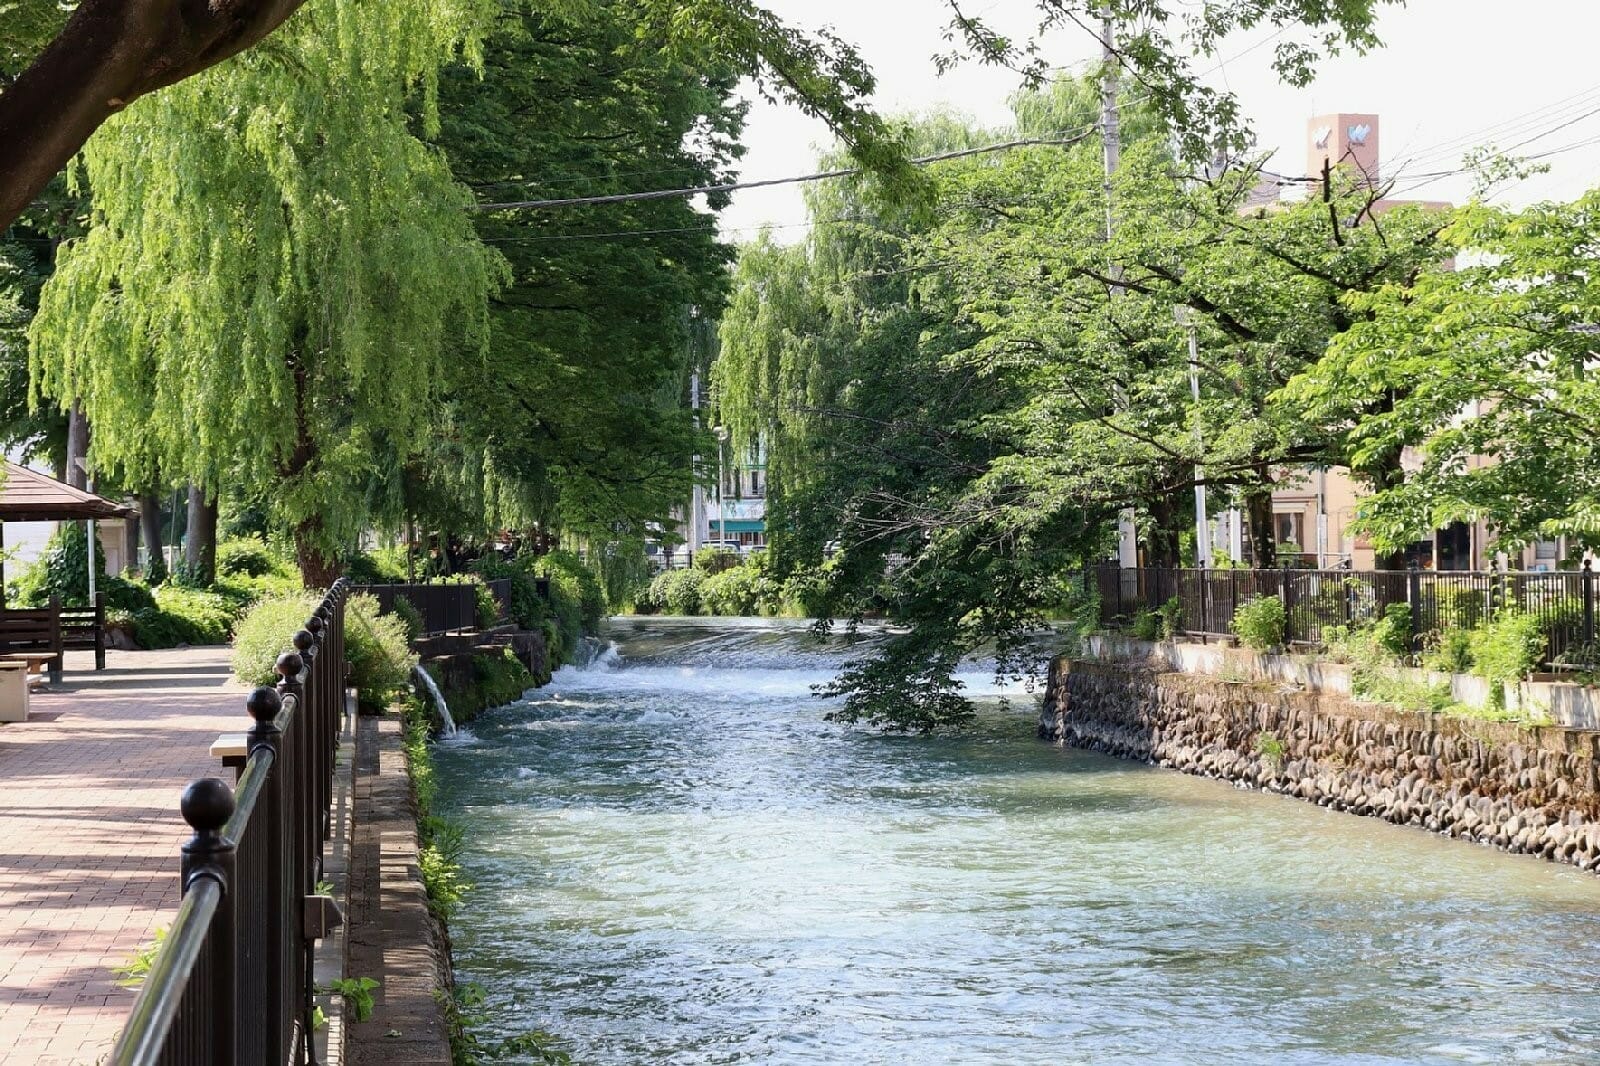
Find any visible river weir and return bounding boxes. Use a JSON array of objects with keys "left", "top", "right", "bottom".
[{"left": 432, "top": 618, "right": 1600, "bottom": 1063}]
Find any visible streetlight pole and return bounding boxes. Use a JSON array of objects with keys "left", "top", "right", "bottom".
[
  {"left": 714, "top": 426, "right": 729, "bottom": 551},
  {"left": 1176, "top": 307, "right": 1210, "bottom": 569}
]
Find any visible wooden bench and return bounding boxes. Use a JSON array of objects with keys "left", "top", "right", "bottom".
[
  {"left": 0, "top": 594, "right": 108, "bottom": 682},
  {"left": 0, "top": 602, "right": 63, "bottom": 683},
  {"left": 60, "top": 595, "right": 107, "bottom": 671}
]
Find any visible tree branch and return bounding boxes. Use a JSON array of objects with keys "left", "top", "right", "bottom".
[{"left": 0, "top": 0, "right": 310, "bottom": 229}]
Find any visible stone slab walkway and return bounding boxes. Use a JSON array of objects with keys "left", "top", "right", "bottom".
[{"left": 0, "top": 647, "right": 245, "bottom": 1066}]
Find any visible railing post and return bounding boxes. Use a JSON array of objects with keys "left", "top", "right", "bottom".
[
  {"left": 1583, "top": 559, "right": 1595, "bottom": 659},
  {"left": 179, "top": 778, "right": 237, "bottom": 1066},
  {"left": 1407, "top": 560, "right": 1423, "bottom": 654},
  {"left": 1281, "top": 560, "right": 1296, "bottom": 646}
]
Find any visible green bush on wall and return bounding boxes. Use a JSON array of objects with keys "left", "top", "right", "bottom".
[{"left": 1232, "top": 594, "right": 1286, "bottom": 652}]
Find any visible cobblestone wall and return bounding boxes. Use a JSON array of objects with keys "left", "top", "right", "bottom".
[{"left": 1041, "top": 658, "right": 1600, "bottom": 872}]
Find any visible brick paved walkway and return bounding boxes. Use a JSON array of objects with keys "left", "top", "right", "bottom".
[{"left": 0, "top": 647, "right": 245, "bottom": 1066}]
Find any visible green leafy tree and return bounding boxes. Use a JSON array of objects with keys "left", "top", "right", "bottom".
[
  {"left": 1288, "top": 191, "right": 1600, "bottom": 551},
  {"left": 31, "top": 0, "right": 507, "bottom": 586},
  {"left": 429, "top": 6, "right": 742, "bottom": 549}
]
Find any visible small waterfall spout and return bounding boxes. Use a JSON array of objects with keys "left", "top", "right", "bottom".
[{"left": 412, "top": 664, "right": 457, "bottom": 737}]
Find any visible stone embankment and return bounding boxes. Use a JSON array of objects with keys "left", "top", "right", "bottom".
[{"left": 1042, "top": 658, "right": 1600, "bottom": 872}]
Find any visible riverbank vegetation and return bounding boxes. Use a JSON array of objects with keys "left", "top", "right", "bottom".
[{"left": 712, "top": 76, "right": 1600, "bottom": 730}]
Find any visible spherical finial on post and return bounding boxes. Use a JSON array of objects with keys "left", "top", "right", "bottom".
[
  {"left": 306, "top": 614, "right": 325, "bottom": 638},
  {"left": 246, "top": 686, "right": 282, "bottom": 724},
  {"left": 293, "top": 629, "right": 315, "bottom": 654},
  {"left": 181, "top": 777, "right": 236, "bottom": 834},
  {"left": 276, "top": 651, "right": 304, "bottom": 684}
]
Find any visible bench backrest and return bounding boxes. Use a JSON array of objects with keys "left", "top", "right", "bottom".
[
  {"left": 59, "top": 595, "right": 105, "bottom": 650},
  {"left": 0, "top": 601, "right": 63, "bottom": 654}
]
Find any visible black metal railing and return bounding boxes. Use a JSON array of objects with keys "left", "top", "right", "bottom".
[
  {"left": 112, "top": 580, "right": 350, "bottom": 1066},
  {"left": 1093, "top": 561, "right": 1598, "bottom": 664}
]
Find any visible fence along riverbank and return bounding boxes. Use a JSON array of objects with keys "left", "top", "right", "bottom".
[
  {"left": 111, "top": 581, "right": 350, "bottom": 1066},
  {"left": 1093, "top": 562, "right": 1598, "bottom": 665}
]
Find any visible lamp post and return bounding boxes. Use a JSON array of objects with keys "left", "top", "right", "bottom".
[
  {"left": 713, "top": 426, "right": 729, "bottom": 551},
  {"left": 1175, "top": 307, "right": 1210, "bottom": 569}
]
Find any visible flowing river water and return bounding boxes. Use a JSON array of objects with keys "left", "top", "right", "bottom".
[{"left": 433, "top": 618, "right": 1600, "bottom": 1064}]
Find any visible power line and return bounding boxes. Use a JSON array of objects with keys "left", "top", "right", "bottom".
[{"left": 467, "top": 134, "right": 1094, "bottom": 212}]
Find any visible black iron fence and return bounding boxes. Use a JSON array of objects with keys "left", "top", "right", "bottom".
[
  {"left": 112, "top": 580, "right": 349, "bottom": 1066},
  {"left": 353, "top": 577, "right": 518, "bottom": 635},
  {"left": 1093, "top": 563, "right": 1598, "bottom": 665}
]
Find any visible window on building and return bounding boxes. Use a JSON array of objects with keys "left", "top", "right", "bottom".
[{"left": 1274, "top": 512, "right": 1304, "bottom": 553}]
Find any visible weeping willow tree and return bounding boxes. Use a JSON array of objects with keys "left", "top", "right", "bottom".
[{"left": 30, "top": 0, "right": 505, "bottom": 585}]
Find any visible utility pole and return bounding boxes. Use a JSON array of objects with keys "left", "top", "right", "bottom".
[
  {"left": 1102, "top": 12, "right": 1138, "bottom": 569},
  {"left": 688, "top": 370, "right": 705, "bottom": 557},
  {"left": 1177, "top": 308, "right": 1210, "bottom": 569}
]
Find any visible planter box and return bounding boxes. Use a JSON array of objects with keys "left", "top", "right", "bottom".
[{"left": 0, "top": 662, "right": 29, "bottom": 723}]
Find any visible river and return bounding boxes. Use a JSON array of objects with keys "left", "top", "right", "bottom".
[{"left": 433, "top": 617, "right": 1600, "bottom": 1064}]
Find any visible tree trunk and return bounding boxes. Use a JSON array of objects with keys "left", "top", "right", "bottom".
[
  {"left": 65, "top": 402, "right": 90, "bottom": 489},
  {"left": 294, "top": 522, "right": 342, "bottom": 589},
  {"left": 1143, "top": 485, "right": 1184, "bottom": 569},
  {"left": 123, "top": 514, "right": 140, "bottom": 576},
  {"left": 1246, "top": 489, "right": 1277, "bottom": 569},
  {"left": 139, "top": 491, "right": 167, "bottom": 582},
  {"left": 184, "top": 484, "right": 219, "bottom": 585},
  {"left": 0, "top": 0, "right": 311, "bottom": 230}
]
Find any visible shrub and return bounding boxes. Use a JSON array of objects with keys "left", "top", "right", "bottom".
[
  {"left": 1422, "top": 627, "right": 1474, "bottom": 675},
  {"left": 536, "top": 551, "right": 605, "bottom": 632},
  {"left": 389, "top": 596, "right": 424, "bottom": 644},
  {"left": 344, "top": 547, "right": 408, "bottom": 585},
  {"left": 232, "top": 592, "right": 321, "bottom": 686},
  {"left": 216, "top": 536, "right": 285, "bottom": 578},
  {"left": 693, "top": 546, "right": 740, "bottom": 574},
  {"left": 1370, "top": 602, "right": 1414, "bottom": 662},
  {"left": 131, "top": 585, "right": 239, "bottom": 647},
  {"left": 1157, "top": 595, "right": 1183, "bottom": 640},
  {"left": 658, "top": 569, "right": 705, "bottom": 615},
  {"left": 1469, "top": 610, "right": 1546, "bottom": 711},
  {"left": 701, "top": 566, "right": 760, "bottom": 616},
  {"left": 1130, "top": 608, "right": 1160, "bottom": 641},
  {"left": 12, "top": 523, "right": 155, "bottom": 611},
  {"left": 345, "top": 593, "right": 418, "bottom": 711},
  {"left": 1232, "top": 595, "right": 1286, "bottom": 652}
]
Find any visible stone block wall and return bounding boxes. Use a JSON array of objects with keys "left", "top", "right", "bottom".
[{"left": 1041, "top": 658, "right": 1600, "bottom": 873}]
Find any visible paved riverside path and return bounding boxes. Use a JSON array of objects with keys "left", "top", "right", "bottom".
[{"left": 0, "top": 647, "right": 245, "bottom": 1066}]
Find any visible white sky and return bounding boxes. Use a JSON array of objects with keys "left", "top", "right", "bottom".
[{"left": 717, "top": 0, "right": 1600, "bottom": 241}]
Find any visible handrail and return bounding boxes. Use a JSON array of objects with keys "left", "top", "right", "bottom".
[
  {"left": 110, "top": 881, "right": 223, "bottom": 1066},
  {"left": 110, "top": 578, "right": 350, "bottom": 1066}
]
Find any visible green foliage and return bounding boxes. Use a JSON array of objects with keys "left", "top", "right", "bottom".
[
  {"left": 699, "top": 565, "right": 761, "bottom": 616},
  {"left": 1350, "top": 669, "right": 1456, "bottom": 715},
  {"left": 1157, "top": 596, "right": 1183, "bottom": 641},
  {"left": 535, "top": 552, "right": 605, "bottom": 633},
  {"left": 1232, "top": 595, "right": 1286, "bottom": 652},
  {"left": 820, "top": 630, "right": 974, "bottom": 734},
  {"left": 1370, "top": 603, "right": 1415, "bottom": 662},
  {"left": 400, "top": 696, "right": 471, "bottom": 923},
  {"left": 1131, "top": 609, "right": 1160, "bottom": 642},
  {"left": 390, "top": 597, "right": 424, "bottom": 645},
  {"left": 1253, "top": 730, "right": 1285, "bottom": 769},
  {"left": 215, "top": 536, "right": 288, "bottom": 579},
  {"left": 113, "top": 927, "right": 168, "bottom": 988},
  {"left": 446, "top": 982, "right": 573, "bottom": 1066},
  {"left": 1469, "top": 610, "right": 1546, "bottom": 711},
  {"left": 30, "top": 0, "right": 506, "bottom": 573},
  {"left": 653, "top": 569, "right": 706, "bottom": 616},
  {"left": 1422, "top": 628, "right": 1475, "bottom": 675},
  {"left": 345, "top": 593, "right": 419, "bottom": 711},
  {"left": 231, "top": 593, "right": 320, "bottom": 687},
  {"left": 323, "top": 977, "right": 380, "bottom": 1024},
  {"left": 694, "top": 546, "right": 741, "bottom": 574},
  {"left": 131, "top": 585, "right": 238, "bottom": 647},
  {"left": 11, "top": 522, "right": 152, "bottom": 611},
  {"left": 345, "top": 550, "right": 409, "bottom": 586},
  {"left": 711, "top": 87, "right": 1448, "bottom": 727}
]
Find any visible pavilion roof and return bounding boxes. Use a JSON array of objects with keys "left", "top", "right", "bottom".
[{"left": 0, "top": 461, "right": 137, "bottom": 522}]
